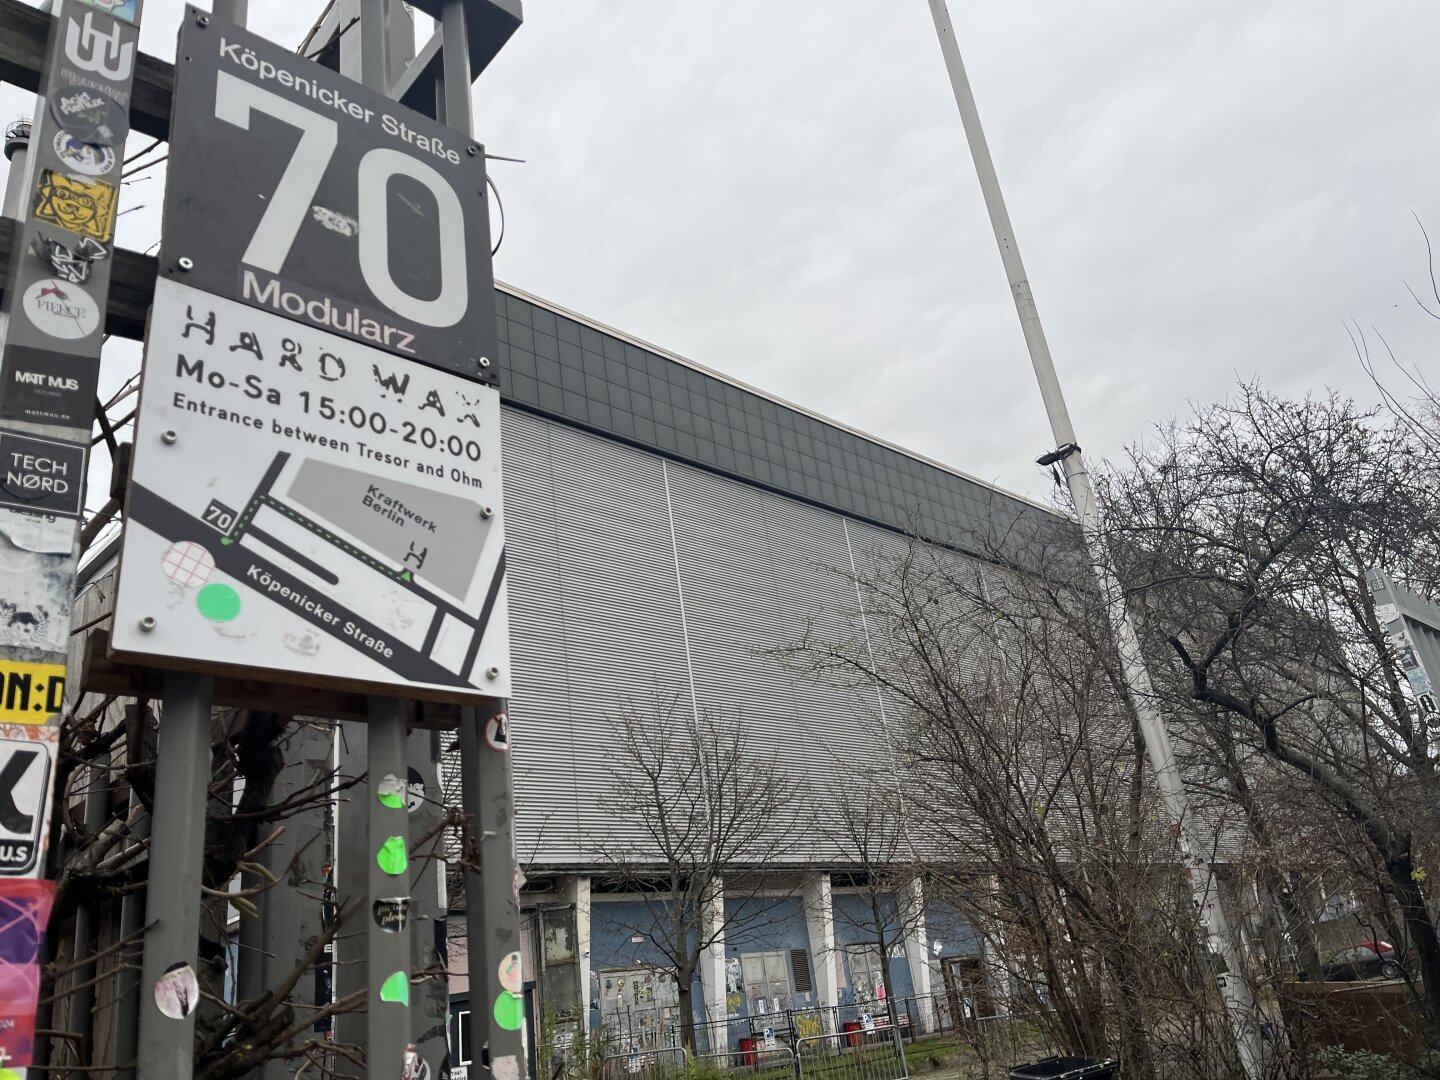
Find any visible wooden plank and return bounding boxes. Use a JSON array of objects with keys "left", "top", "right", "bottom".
[{"left": 0, "top": 0, "right": 174, "bottom": 140}]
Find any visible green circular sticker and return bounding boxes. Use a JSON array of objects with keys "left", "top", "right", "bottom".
[
  {"left": 380, "top": 971, "right": 410, "bottom": 1005},
  {"left": 494, "top": 990, "right": 523, "bottom": 1030},
  {"left": 377, "top": 835, "right": 408, "bottom": 875},
  {"left": 196, "top": 583, "right": 241, "bottom": 622}
]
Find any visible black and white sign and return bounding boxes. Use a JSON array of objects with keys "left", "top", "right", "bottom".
[
  {"left": 112, "top": 278, "right": 509, "bottom": 699},
  {"left": 0, "top": 344, "right": 96, "bottom": 428},
  {"left": 0, "top": 431, "right": 88, "bottom": 518},
  {"left": 0, "top": 731, "right": 56, "bottom": 876},
  {"left": 163, "top": 7, "right": 499, "bottom": 380}
]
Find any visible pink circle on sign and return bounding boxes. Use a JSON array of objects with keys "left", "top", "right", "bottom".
[{"left": 162, "top": 541, "right": 216, "bottom": 588}]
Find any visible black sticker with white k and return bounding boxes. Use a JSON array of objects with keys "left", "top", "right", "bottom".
[{"left": 0, "top": 735, "right": 54, "bottom": 875}]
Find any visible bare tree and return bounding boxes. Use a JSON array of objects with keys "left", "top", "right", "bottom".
[
  {"left": 815, "top": 768, "right": 926, "bottom": 1032},
  {"left": 1099, "top": 383, "right": 1440, "bottom": 1035},
  {"left": 595, "top": 694, "right": 800, "bottom": 1052}
]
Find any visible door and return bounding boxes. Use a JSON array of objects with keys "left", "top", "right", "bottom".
[{"left": 941, "top": 956, "right": 993, "bottom": 1024}]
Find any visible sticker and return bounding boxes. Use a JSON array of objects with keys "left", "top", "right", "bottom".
[
  {"left": 161, "top": 541, "right": 216, "bottom": 588},
  {"left": 403, "top": 1044, "right": 431, "bottom": 1080},
  {"left": 0, "top": 344, "right": 96, "bottom": 429},
  {"left": 311, "top": 206, "right": 358, "bottom": 236},
  {"left": 0, "top": 730, "right": 56, "bottom": 876},
  {"left": 484, "top": 713, "right": 509, "bottom": 752},
  {"left": 0, "top": 507, "right": 78, "bottom": 554},
  {"left": 406, "top": 766, "right": 425, "bottom": 813},
  {"left": 376, "top": 835, "right": 408, "bottom": 875},
  {"left": 373, "top": 897, "right": 409, "bottom": 933},
  {"left": 498, "top": 951, "right": 521, "bottom": 993},
  {"left": 76, "top": 0, "right": 138, "bottom": 24},
  {"left": 196, "top": 582, "right": 241, "bottom": 622},
  {"left": 32, "top": 231, "right": 109, "bottom": 284},
  {"left": 0, "top": 661, "right": 65, "bottom": 726},
  {"left": 379, "top": 971, "right": 409, "bottom": 1005},
  {"left": 53, "top": 130, "right": 117, "bottom": 177},
  {"left": 377, "top": 773, "right": 406, "bottom": 809},
  {"left": 493, "top": 990, "right": 523, "bottom": 1031},
  {"left": 63, "top": 8, "right": 135, "bottom": 82},
  {"left": 0, "top": 431, "right": 89, "bottom": 519},
  {"left": 34, "top": 170, "right": 118, "bottom": 243},
  {"left": 48, "top": 83, "right": 128, "bottom": 146},
  {"left": 0, "top": 877, "right": 55, "bottom": 1067},
  {"left": 20, "top": 278, "right": 100, "bottom": 341},
  {"left": 153, "top": 962, "right": 200, "bottom": 1019},
  {"left": 493, "top": 1055, "right": 520, "bottom": 1080}
]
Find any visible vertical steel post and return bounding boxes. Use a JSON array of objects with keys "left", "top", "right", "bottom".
[
  {"left": 256, "top": 720, "right": 333, "bottom": 1080},
  {"left": 408, "top": 729, "right": 451, "bottom": 1074},
  {"left": 367, "top": 697, "right": 411, "bottom": 1075},
  {"left": 136, "top": 671, "right": 214, "bottom": 1080},
  {"left": 461, "top": 700, "right": 527, "bottom": 1080},
  {"left": 333, "top": 720, "right": 369, "bottom": 1065},
  {"left": 922, "top": 4, "right": 1263, "bottom": 1075}
]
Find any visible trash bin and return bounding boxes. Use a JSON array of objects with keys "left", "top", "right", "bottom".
[
  {"left": 841, "top": 1020, "right": 864, "bottom": 1047},
  {"left": 738, "top": 1037, "right": 757, "bottom": 1066},
  {"left": 1008, "top": 1056, "right": 1120, "bottom": 1080}
]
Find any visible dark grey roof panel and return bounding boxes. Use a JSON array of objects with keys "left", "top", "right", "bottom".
[{"left": 493, "top": 285, "right": 1055, "bottom": 556}]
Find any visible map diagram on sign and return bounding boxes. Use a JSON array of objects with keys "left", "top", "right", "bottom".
[{"left": 111, "top": 278, "right": 510, "bottom": 698}]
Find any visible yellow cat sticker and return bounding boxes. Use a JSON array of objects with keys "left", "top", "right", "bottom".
[{"left": 33, "top": 170, "right": 117, "bottom": 243}]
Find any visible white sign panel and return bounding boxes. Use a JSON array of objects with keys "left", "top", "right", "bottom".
[
  {"left": 112, "top": 278, "right": 509, "bottom": 698},
  {"left": 0, "top": 726, "right": 57, "bottom": 876}
]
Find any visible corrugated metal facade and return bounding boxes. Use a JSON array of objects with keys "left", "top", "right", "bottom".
[
  {"left": 502, "top": 406, "right": 1003, "bottom": 866},
  {"left": 451, "top": 285, "right": 1058, "bottom": 868}
]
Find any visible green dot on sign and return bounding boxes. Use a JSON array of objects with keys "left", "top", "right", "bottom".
[
  {"left": 377, "top": 835, "right": 408, "bottom": 875},
  {"left": 380, "top": 971, "right": 410, "bottom": 1005},
  {"left": 494, "top": 990, "right": 523, "bottom": 1031},
  {"left": 196, "top": 583, "right": 241, "bottom": 622},
  {"left": 0, "top": 1070, "right": 23, "bottom": 1080}
]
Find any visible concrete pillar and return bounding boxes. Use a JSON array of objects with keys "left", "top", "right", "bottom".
[
  {"left": 801, "top": 874, "right": 838, "bottom": 1012},
  {"left": 698, "top": 879, "right": 726, "bottom": 1026},
  {"left": 897, "top": 879, "right": 934, "bottom": 1032},
  {"left": 562, "top": 876, "right": 593, "bottom": 1025}
]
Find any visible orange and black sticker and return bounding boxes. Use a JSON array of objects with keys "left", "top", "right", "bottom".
[{"left": 0, "top": 660, "right": 66, "bottom": 724}]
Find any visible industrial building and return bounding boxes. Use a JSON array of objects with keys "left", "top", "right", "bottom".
[{"left": 441, "top": 281, "right": 1054, "bottom": 1068}]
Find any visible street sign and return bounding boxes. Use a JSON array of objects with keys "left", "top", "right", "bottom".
[
  {"left": 161, "top": 7, "right": 499, "bottom": 380},
  {"left": 0, "top": 727, "right": 56, "bottom": 876},
  {"left": 111, "top": 278, "right": 509, "bottom": 699}
]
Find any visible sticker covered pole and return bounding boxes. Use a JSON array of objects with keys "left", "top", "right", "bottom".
[
  {"left": 367, "top": 695, "right": 412, "bottom": 1074},
  {"left": 461, "top": 700, "right": 526, "bottom": 1080},
  {"left": 0, "top": 0, "right": 143, "bottom": 1066}
]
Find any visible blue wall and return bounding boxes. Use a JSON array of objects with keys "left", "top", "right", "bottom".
[{"left": 831, "top": 892, "right": 916, "bottom": 1003}]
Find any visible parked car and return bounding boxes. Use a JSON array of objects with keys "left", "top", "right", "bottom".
[{"left": 1321, "top": 941, "right": 1403, "bottom": 981}]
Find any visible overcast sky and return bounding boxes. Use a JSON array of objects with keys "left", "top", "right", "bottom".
[{"left": 8, "top": 0, "right": 1440, "bottom": 505}]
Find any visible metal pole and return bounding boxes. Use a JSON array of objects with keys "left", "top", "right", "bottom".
[
  {"left": 461, "top": 700, "right": 527, "bottom": 1080},
  {"left": 333, "top": 720, "right": 369, "bottom": 1064},
  {"left": 922, "top": 4, "right": 1264, "bottom": 1076},
  {"left": 367, "top": 696, "right": 412, "bottom": 1076},
  {"left": 209, "top": 0, "right": 247, "bottom": 25},
  {"left": 136, "top": 671, "right": 214, "bottom": 1080},
  {"left": 408, "top": 729, "right": 451, "bottom": 1073}
]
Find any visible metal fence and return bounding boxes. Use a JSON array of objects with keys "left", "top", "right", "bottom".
[
  {"left": 600, "top": 1046, "right": 691, "bottom": 1080},
  {"left": 794, "top": 1030, "right": 909, "bottom": 1080}
]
